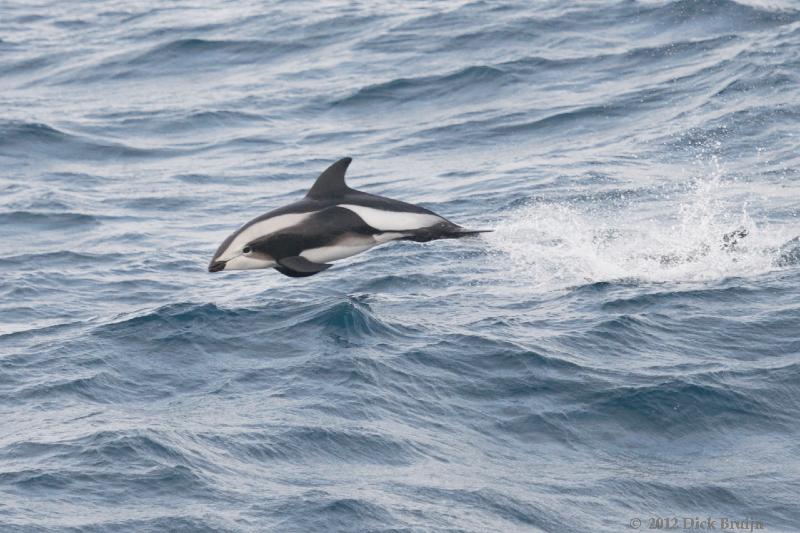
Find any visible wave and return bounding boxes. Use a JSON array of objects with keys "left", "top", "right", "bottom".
[
  {"left": 583, "top": 379, "right": 778, "bottom": 433},
  {"left": 0, "top": 462, "right": 205, "bottom": 496},
  {"left": 331, "top": 65, "right": 512, "bottom": 108},
  {"left": 0, "top": 121, "right": 171, "bottom": 161},
  {"left": 0, "top": 54, "right": 64, "bottom": 78},
  {"left": 198, "top": 426, "right": 420, "bottom": 465},
  {"left": 360, "top": 0, "right": 796, "bottom": 60},
  {"left": 273, "top": 497, "right": 394, "bottom": 533},
  {"left": 95, "top": 297, "right": 418, "bottom": 345},
  {"left": 52, "top": 19, "right": 92, "bottom": 29},
  {"left": 4, "top": 251, "right": 119, "bottom": 267},
  {"left": 57, "top": 517, "right": 226, "bottom": 533},
  {"left": 12, "top": 371, "right": 169, "bottom": 404},
  {"left": 0, "top": 319, "right": 86, "bottom": 341},
  {"left": 375, "top": 48, "right": 746, "bottom": 155},
  {"left": 644, "top": 0, "right": 799, "bottom": 29},
  {"left": 497, "top": 376, "right": 789, "bottom": 449},
  {"left": 296, "top": 298, "right": 416, "bottom": 339},
  {"left": 48, "top": 38, "right": 307, "bottom": 84},
  {"left": 130, "top": 37, "right": 300, "bottom": 65},
  {"left": 4, "top": 431, "right": 188, "bottom": 467},
  {"left": 492, "top": 34, "right": 738, "bottom": 76},
  {"left": 399, "top": 485, "right": 561, "bottom": 531},
  {"left": 109, "top": 109, "right": 267, "bottom": 134},
  {"left": 0, "top": 210, "right": 100, "bottom": 228}
]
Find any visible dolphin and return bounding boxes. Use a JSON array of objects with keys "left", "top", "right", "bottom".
[{"left": 208, "top": 157, "right": 490, "bottom": 277}]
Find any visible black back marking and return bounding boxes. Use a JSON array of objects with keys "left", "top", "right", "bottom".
[{"left": 249, "top": 206, "right": 377, "bottom": 260}]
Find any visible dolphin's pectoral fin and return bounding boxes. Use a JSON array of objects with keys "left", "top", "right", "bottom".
[
  {"left": 274, "top": 256, "right": 333, "bottom": 277},
  {"left": 274, "top": 266, "right": 320, "bottom": 278},
  {"left": 280, "top": 256, "right": 333, "bottom": 272}
]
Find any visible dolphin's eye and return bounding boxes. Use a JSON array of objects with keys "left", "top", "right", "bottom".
[{"left": 243, "top": 246, "right": 252, "bottom": 254}]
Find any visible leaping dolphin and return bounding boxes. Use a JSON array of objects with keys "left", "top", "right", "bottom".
[{"left": 208, "top": 157, "right": 490, "bottom": 277}]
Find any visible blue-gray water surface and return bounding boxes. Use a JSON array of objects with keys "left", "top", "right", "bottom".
[{"left": 2, "top": 1, "right": 800, "bottom": 531}]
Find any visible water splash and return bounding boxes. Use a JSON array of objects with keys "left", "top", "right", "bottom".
[{"left": 488, "top": 166, "right": 795, "bottom": 290}]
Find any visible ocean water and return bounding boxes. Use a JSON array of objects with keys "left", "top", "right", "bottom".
[{"left": 2, "top": 0, "right": 800, "bottom": 531}]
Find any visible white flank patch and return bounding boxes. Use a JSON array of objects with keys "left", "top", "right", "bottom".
[
  {"left": 301, "top": 232, "right": 407, "bottom": 263},
  {"left": 218, "top": 212, "right": 313, "bottom": 261},
  {"left": 338, "top": 204, "right": 442, "bottom": 231},
  {"left": 301, "top": 243, "right": 376, "bottom": 263},
  {"left": 373, "top": 231, "right": 408, "bottom": 244}
]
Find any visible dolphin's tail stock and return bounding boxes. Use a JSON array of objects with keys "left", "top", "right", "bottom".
[
  {"left": 450, "top": 228, "right": 494, "bottom": 237},
  {"left": 403, "top": 223, "right": 493, "bottom": 243}
]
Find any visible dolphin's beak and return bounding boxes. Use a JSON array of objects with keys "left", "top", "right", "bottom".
[{"left": 208, "top": 260, "right": 226, "bottom": 272}]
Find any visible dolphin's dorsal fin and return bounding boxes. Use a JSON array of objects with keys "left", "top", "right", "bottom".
[{"left": 306, "top": 157, "right": 353, "bottom": 199}]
